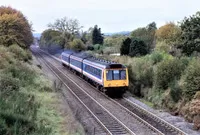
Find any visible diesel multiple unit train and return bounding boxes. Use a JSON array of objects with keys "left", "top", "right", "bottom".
[{"left": 61, "top": 50, "right": 129, "bottom": 95}]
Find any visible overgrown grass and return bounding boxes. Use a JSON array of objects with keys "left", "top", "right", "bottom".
[{"left": 0, "top": 45, "right": 67, "bottom": 135}]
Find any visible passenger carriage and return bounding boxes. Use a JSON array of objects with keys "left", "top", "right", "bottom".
[{"left": 61, "top": 51, "right": 129, "bottom": 96}]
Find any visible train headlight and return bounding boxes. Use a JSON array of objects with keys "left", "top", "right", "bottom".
[
  {"left": 123, "top": 83, "right": 126, "bottom": 86},
  {"left": 108, "top": 83, "right": 111, "bottom": 86}
]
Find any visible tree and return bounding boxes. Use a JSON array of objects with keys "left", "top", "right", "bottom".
[
  {"left": 81, "top": 31, "right": 88, "bottom": 44},
  {"left": 147, "top": 22, "right": 157, "bottom": 31},
  {"left": 69, "top": 39, "right": 86, "bottom": 51},
  {"left": 0, "top": 6, "right": 33, "bottom": 48},
  {"left": 156, "top": 22, "right": 182, "bottom": 45},
  {"left": 48, "top": 17, "right": 83, "bottom": 48},
  {"left": 92, "top": 25, "right": 104, "bottom": 45},
  {"left": 40, "top": 29, "right": 64, "bottom": 48},
  {"left": 131, "top": 22, "right": 157, "bottom": 52},
  {"left": 180, "top": 12, "right": 200, "bottom": 56},
  {"left": 120, "top": 37, "right": 131, "bottom": 55},
  {"left": 48, "top": 17, "right": 82, "bottom": 36},
  {"left": 129, "top": 39, "right": 148, "bottom": 57},
  {"left": 104, "top": 35, "right": 126, "bottom": 53}
]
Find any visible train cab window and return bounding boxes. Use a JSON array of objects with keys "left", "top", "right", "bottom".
[
  {"left": 106, "top": 70, "right": 113, "bottom": 80},
  {"left": 120, "top": 70, "right": 126, "bottom": 80},
  {"left": 113, "top": 70, "right": 120, "bottom": 80},
  {"left": 106, "top": 69, "right": 126, "bottom": 80}
]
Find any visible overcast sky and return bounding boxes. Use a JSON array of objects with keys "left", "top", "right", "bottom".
[{"left": 1, "top": 0, "right": 200, "bottom": 33}]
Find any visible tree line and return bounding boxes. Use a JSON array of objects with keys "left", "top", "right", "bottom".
[
  {"left": 39, "top": 17, "right": 104, "bottom": 51},
  {"left": 120, "top": 12, "right": 200, "bottom": 57},
  {"left": 40, "top": 11, "right": 200, "bottom": 57}
]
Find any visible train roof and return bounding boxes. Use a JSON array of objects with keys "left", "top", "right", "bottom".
[
  {"left": 85, "top": 57, "right": 126, "bottom": 69},
  {"left": 61, "top": 50, "right": 126, "bottom": 69}
]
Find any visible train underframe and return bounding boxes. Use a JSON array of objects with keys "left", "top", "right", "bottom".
[{"left": 62, "top": 63, "right": 127, "bottom": 97}]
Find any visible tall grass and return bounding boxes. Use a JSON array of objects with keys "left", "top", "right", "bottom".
[{"left": 0, "top": 45, "right": 65, "bottom": 135}]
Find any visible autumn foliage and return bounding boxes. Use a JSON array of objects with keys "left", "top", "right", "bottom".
[
  {"left": 0, "top": 6, "right": 33, "bottom": 48},
  {"left": 156, "top": 22, "right": 181, "bottom": 45}
]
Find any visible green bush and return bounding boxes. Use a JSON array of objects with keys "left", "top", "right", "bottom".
[
  {"left": 149, "top": 51, "right": 164, "bottom": 64},
  {"left": 181, "top": 59, "right": 200, "bottom": 100},
  {"left": 5, "top": 63, "right": 36, "bottom": 86},
  {"left": 169, "top": 80, "right": 182, "bottom": 102},
  {"left": 0, "top": 74, "right": 20, "bottom": 94},
  {"left": 93, "top": 44, "right": 103, "bottom": 51},
  {"left": 132, "top": 58, "right": 154, "bottom": 87},
  {"left": 69, "top": 39, "right": 86, "bottom": 51},
  {"left": 103, "top": 47, "right": 117, "bottom": 55},
  {"left": 129, "top": 39, "right": 148, "bottom": 57},
  {"left": 154, "top": 58, "right": 185, "bottom": 90},
  {"left": 8, "top": 44, "right": 31, "bottom": 61},
  {"left": 0, "top": 46, "right": 16, "bottom": 68},
  {"left": 126, "top": 57, "right": 154, "bottom": 96},
  {"left": 156, "top": 41, "right": 170, "bottom": 53},
  {"left": 87, "top": 45, "right": 94, "bottom": 51},
  {"left": 0, "top": 74, "right": 40, "bottom": 135}
]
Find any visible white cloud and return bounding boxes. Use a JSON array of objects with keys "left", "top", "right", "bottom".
[{"left": 1, "top": 0, "right": 200, "bottom": 33}]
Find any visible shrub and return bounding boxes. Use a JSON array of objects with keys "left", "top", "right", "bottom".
[
  {"left": 0, "top": 46, "right": 16, "bottom": 68},
  {"left": 144, "top": 51, "right": 172, "bottom": 65},
  {"left": 148, "top": 51, "right": 165, "bottom": 64},
  {"left": 5, "top": 63, "right": 36, "bottom": 87},
  {"left": 169, "top": 80, "right": 182, "bottom": 102},
  {"left": 154, "top": 58, "right": 185, "bottom": 90},
  {"left": 103, "top": 47, "right": 115, "bottom": 55},
  {"left": 129, "top": 39, "right": 148, "bottom": 57},
  {"left": 87, "top": 45, "right": 94, "bottom": 51},
  {"left": 0, "top": 73, "right": 20, "bottom": 95},
  {"left": 93, "top": 44, "right": 102, "bottom": 51},
  {"left": 132, "top": 58, "right": 154, "bottom": 87},
  {"left": 181, "top": 59, "right": 200, "bottom": 100},
  {"left": 156, "top": 41, "right": 170, "bottom": 53},
  {"left": 8, "top": 44, "right": 31, "bottom": 61},
  {"left": 69, "top": 39, "right": 86, "bottom": 51},
  {"left": 126, "top": 57, "right": 154, "bottom": 97}
]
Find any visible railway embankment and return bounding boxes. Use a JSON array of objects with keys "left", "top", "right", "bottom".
[
  {"left": 0, "top": 6, "right": 77, "bottom": 135},
  {"left": 0, "top": 45, "right": 74, "bottom": 135}
]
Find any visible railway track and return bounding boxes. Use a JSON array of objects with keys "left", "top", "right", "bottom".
[
  {"left": 33, "top": 47, "right": 187, "bottom": 135},
  {"left": 32, "top": 47, "right": 135, "bottom": 135},
  {"left": 115, "top": 98, "right": 187, "bottom": 135}
]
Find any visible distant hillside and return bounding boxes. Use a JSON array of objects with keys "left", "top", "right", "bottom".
[
  {"left": 104, "top": 31, "right": 131, "bottom": 36},
  {"left": 33, "top": 33, "right": 41, "bottom": 38}
]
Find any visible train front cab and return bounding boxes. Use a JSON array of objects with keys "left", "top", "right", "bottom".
[{"left": 103, "top": 67, "right": 129, "bottom": 96}]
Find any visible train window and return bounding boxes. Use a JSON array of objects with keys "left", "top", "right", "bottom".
[
  {"left": 106, "top": 70, "right": 113, "bottom": 80},
  {"left": 106, "top": 69, "right": 126, "bottom": 80},
  {"left": 113, "top": 70, "right": 120, "bottom": 80},
  {"left": 120, "top": 70, "right": 126, "bottom": 80}
]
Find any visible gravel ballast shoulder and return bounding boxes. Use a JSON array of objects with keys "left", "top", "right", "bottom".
[{"left": 124, "top": 92, "right": 200, "bottom": 135}]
